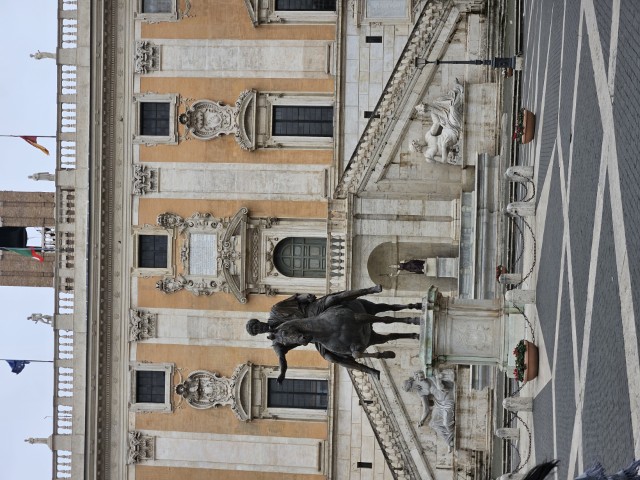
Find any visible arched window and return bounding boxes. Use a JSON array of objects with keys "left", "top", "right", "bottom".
[{"left": 273, "top": 237, "right": 326, "bottom": 278}]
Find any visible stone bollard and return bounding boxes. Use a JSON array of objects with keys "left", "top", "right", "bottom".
[
  {"left": 505, "top": 166, "right": 534, "bottom": 182},
  {"left": 506, "top": 202, "right": 536, "bottom": 217},
  {"left": 499, "top": 273, "right": 523, "bottom": 285},
  {"left": 505, "top": 289, "right": 536, "bottom": 305},
  {"left": 503, "top": 396, "right": 533, "bottom": 412},
  {"left": 495, "top": 428, "right": 520, "bottom": 440}
]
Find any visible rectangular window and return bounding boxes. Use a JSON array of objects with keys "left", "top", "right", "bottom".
[
  {"left": 365, "top": 36, "right": 383, "bottom": 43},
  {"left": 136, "top": 370, "right": 166, "bottom": 403},
  {"left": 268, "top": 378, "right": 328, "bottom": 409},
  {"left": 138, "top": 234, "right": 168, "bottom": 269},
  {"left": 357, "top": 462, "right": 373, "bottom": 469},
  {"left": 140, "top": 102, "right": 170, "bottom": 137},
  {"left": 142, "top": 0, "right": 172, "bottom": 12},
  {"left": 275, "top": 0, "right": 336, "bottom": 11},
  {"left": 272, "top": 106, "right": 333, "bottom": 138}
]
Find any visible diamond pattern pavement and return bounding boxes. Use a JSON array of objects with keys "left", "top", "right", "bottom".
[{"left": 514, "top": 0, "right": 640, "bottom": 477}]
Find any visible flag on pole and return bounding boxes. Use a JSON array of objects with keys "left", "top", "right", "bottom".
[
  {"left": 5, "top": 360, "right": 30, "bottom": 374},
  {"left": 18, "top": 136, "right": 50, "bottom": 155},
  {"left": 0, "top": 247, "right": 44, "bottom": 262}
]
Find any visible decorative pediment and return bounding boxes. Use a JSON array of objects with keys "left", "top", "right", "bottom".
[
  {"left": 155, "top": 208, "right": 249, "bottom": 303},
  {"left": 175, "top": 364, "right": 252, "bottom": 422},
  {"left": 179, "top": 90, "right": 256, "bottom": 150}
]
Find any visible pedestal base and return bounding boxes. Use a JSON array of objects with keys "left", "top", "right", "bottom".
[{"left": 420, "top": 287, "right": 505, "bottom": 374}]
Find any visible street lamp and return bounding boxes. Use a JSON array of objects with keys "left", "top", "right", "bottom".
[{"left": 415, "top": 56, "right": 518, "bottom": 69}]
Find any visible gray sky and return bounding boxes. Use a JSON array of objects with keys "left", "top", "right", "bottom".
[{"left": 1, "top": 1, "right": 58, "bottom": 478}]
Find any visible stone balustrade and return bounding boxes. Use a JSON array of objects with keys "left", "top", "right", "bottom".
[{"left": 47, "top": 0, "right": 90, "bottom": 477}]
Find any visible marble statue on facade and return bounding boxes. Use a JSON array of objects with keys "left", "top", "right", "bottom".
[
  {"left": 403, "top": 369, "right": 456, "bottom": 450},
  {"left": 410, "top": 79, "right": 464, "bottom": 165}
]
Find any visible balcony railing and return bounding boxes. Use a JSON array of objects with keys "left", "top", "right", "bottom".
[{"left": 49, "top": 0, "right": 89, "bottom": 478}]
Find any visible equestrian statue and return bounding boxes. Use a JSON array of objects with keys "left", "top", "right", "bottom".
[{"left": 246, "top": 285, "right": 422, "bottom": 381}]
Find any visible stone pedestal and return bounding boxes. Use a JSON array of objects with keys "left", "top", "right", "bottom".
[
  {"left": 495, "top": 428, "right": 519, "bottom": 440},
  {"left": 506, "top": 201, "right": 535, "bottom": 217},
  {"left": 420, "top": 286, "right": 504, "bottom": 372},
  {"left": 505, "top": 166, "right": 534, "bottom": 182},
  {"left": 505, "top": 289, "right": 536, "bottom": 305}
]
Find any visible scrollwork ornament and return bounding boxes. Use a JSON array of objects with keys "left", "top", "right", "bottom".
[
  {"left": 156, "top": 275, "right": 186, "bottom": 294},
  {"left": 127, "top": 431, "right": 154, "bottom": 464},
  {"left": 128, "top": 309, "right": 157, "bottom": 341},
  {"left": 132, "top": 165, "right": 159, "bottom": 196},
  {"left": 157, "top": 212, "right": 184, "bottom": 229}
]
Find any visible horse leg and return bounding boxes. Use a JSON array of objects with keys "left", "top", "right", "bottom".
[
  {"left": 324, "top": 285, "right": 382, "bottom": 308},
  {"left": 369, "top": 331, "right": 420, "bottom": 345},
  {"left": 321, "top": 349, "right": 381, "bottom": 379},
  {"left": 355, "top": 351, "right": 397, "bottom": 359},
  {"left": 355, "top": 313, "right": 421, "bottom": 325},
  {"left": 358, "top": 299, "right": 422, "bottom": 315}
]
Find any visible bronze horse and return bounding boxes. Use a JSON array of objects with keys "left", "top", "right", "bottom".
[
  {"left": 254, "top": 286, "right": 422, "bottom": 380},
  {"left": 271, "top": 305, "right": 420, "bottom": 359}
]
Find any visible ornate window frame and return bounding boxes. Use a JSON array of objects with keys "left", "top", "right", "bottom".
[
  {"left": 129, "top": 362, "right": 174, "bottom": 413},
  {"left": 134, "top": 0, "right": 178, "bottom": 23},
  {"left": 251, "top": 366, "right": 329, "bottom": 421},
  {"left": 154, "top": 209, "right": 249, "bottom": 303},
  {"left": 132, "top": 226, "right": 174, "bottom": 277},
  {"left": 256, "top": 93, "right": 334, "bottom": 149},
  {"left": 133, "top": 93, "right": 179, "bottom": 146},
  {"left": 244, "top": 0, "right": 337, "bottom": 26},
  {"left": 260, "top": 221, "right": 327, "bottom": 293}
]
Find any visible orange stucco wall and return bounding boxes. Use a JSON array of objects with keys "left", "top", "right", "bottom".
[
  {"left": 138, "top": 77, "right": 334, "bottom": 164},
  {"left": 136, "top": 466, "right": 326, "bottom": 480},
  {"left": 137, "top": 198, "right": 328, "bottom": 225},
  {"left": 141, "top": 0, "right": 336, "bottom": 41},
  {"left": 135, "top": 343, "right": 329, "bottom": 438},
  {"left": 135, "top": 197, "right": 327, "bottom": 310}
]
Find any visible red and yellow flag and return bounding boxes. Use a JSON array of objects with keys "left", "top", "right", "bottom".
[{"left": 19, "top": 136, "right": 50, "bottom": 155}]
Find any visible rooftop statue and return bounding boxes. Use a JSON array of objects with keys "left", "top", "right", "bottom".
[{"left": 30, "top": 51, "right": 56, "bottom": 60}]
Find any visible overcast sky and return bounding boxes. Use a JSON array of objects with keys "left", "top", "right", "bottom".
[{"left": 1, "top": 1, "right": 59, "bottom": 478}]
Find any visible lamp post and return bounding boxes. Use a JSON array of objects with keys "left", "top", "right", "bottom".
[{"left": 415, "top": 56, "right": 518, "bottom": 69}]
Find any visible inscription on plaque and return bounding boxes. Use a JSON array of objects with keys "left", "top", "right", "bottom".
[
  {"left": 365, "top": 0, "right": 408, "bottom": 19},
  {"left": 189, "top": 233, "right": 218, "bottom": 276}
]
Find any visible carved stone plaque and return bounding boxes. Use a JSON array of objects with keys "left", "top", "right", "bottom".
[{"left": 189, "top": 233, "right": 218, "bottom": 276}]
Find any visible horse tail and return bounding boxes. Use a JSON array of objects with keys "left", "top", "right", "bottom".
[{"left": 522, "top": 460, "right": 559, "bottom": 480}]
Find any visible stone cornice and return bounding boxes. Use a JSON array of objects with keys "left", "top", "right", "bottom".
[{"left": 88, "top": 0, "right": 130, "bottom": 478}]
